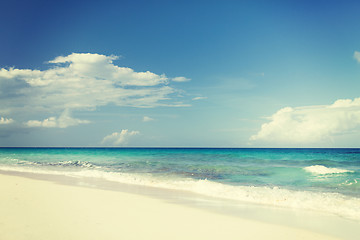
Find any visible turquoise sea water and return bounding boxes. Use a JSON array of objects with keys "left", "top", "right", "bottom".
[{"left": 1, "top": 148, "right": 359, "bottom": 221}]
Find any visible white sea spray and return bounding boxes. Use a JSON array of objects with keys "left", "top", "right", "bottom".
[{"left": 303, "top": 165, "right": 354, "bottom": 175}]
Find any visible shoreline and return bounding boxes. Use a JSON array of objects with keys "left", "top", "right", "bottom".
[{"left": 1, "top": 171, "right": 358, "bottom": 239}]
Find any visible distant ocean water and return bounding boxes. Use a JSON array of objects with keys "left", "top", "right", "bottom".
[{"left": 1, "top": 148, "right": 359, "bottom": 221}]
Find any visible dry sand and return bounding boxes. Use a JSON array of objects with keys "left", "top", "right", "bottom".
[{"left": 0, "top": 173, "right": 342, "bottom": 240}]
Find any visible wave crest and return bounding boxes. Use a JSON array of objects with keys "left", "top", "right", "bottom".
[
  {"left": 303, "top": 165, "right": 353, "bottom": 175},
  {"left": 1, "top": 166, "right": 360, "bottom": 221}
]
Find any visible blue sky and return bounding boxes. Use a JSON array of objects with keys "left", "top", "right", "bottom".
[{"left": 1, "top": 0, "right": 360, "bottom": 147}]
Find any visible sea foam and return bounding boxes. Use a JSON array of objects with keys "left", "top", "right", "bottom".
[
  {"left": 303, "top": 165, "right": 354, "bottom": 175},
  {"left": 1, "top": 165, "right": 360, "bottom": 222},
  {"left": 16, "top": 160, "right": 98, "bottom": 168}
]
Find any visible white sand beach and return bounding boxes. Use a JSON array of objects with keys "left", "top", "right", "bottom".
[{"left": 0, "top": 173, "right": 346, "bottom": 240}]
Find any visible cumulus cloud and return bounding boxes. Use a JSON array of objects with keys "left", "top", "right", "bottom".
[
  {"left": 0, "top": 53, "right": 190, "bottom": 128},
  {"left": 143, "top": 116, "right": 155, "bottom": 122},
  {"left": 101, "top": 129, "right": 140, "bottom": 146},
  {"left": 354, "top": 51, "right": 360, "bottom": 63},
  {"left": 250, "top": 98, "right": 360, "bottom": 145},
  {"left": 25, "top": 110, "right": 90, "bottom": 128},
  {"left": 172, "top": 76, "right": 191, "bottom": 82},
  {"left": 0, "top": 117, "right": 14, "bottom": 125}
]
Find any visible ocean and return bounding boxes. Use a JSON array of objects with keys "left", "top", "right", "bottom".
[{"left": 1, "top": 148, "right": 359, "bottom": 221}]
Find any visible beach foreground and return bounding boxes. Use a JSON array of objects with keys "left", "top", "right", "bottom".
[{"left": 0, "top": 173, "right": 344, "bottom": 240}]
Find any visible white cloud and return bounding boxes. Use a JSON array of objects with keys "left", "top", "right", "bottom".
[
  {"left": 101, "top": 129, "right": 140, "bottom": 146},
  {"left": 0, "top": 117, "right": 13, "bottom": 125},
  {"left": 25, "top": 110, "right": 90, "bottom": 128},
  {"left": 172, "top": 76, "right": 191, "bottom": 82},
  {"left": 143, "top": 116, "right": 155, "bottom": 122},
  {"left": 0, "top": 53, "right": 190, "bottom": 128},
  {"left": 250, "top": 98, "right": 360, "bottom": 145},
  {"left": 192, "top": 96, "right": 208, "bottom": 101},
  {"left": 354, "top": 51, "right": 360, "bottom": 63},
  {"left": 48, "top": 53, "right": 168, "bottom": 87}
]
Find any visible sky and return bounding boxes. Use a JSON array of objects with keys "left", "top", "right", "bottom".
[{"left": 1, "top": 0, "right": 360, "bottom": 147}]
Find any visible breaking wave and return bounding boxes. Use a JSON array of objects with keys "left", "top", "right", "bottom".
[
  {"left": 1, "top": 165, "right": 360, "bottom": 222},
  {"left": 303, "top": 165, "right": 354, "bottom": 175}
]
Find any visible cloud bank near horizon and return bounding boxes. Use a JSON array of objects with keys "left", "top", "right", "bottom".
[
  {"left": 250, "top": 98, "right": 360, "bottom": 145},
  {"left": 102, "top": 130, "right": 140, "bottom": 146}
]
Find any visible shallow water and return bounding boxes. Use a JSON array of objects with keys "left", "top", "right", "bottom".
[{"left": 1, "top": 147, "right": 359, "bottom": 221}]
